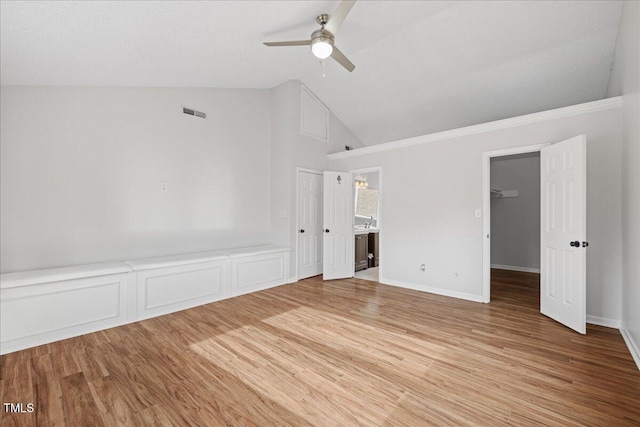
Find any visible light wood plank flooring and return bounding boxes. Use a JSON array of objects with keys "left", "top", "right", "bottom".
[{"left": 1, "top": 270, "right": 639, "bottom": 426}]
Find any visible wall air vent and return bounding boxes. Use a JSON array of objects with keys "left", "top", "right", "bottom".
[{"left": 182, "top": 106, "right": 207, "bottom": 119}]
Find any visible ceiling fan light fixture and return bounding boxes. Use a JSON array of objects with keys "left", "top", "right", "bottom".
[
  {"left": 312, "top": 40, "right": 333, "bottom": 59},
  {"left": 311, "top": 30, "right": 334, "bottom": 59},
  {"left": 263, "top": 2, "right": 355, "bottom": 72}
]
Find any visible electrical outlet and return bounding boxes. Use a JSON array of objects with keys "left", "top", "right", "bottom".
[
  {"left": 454, "top": 272, "right": 460, "bottom": 279},
  {"left": 278, "top": 210, "right": 286, "bottom": 218},
  {"left": 421, "top": 264, "right": 426, "bottom": 272},
  {"left": 160, "top": 182, "right": 168, "bottom": 192}
]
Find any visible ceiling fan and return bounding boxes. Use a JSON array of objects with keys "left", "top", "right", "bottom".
[{"left": 263, "top": 0, "right": 357, "bottom": 72}]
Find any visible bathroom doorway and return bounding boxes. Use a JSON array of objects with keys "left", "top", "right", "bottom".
[{"left": 351, "top": 167, "right": 382, "bottom": 282}]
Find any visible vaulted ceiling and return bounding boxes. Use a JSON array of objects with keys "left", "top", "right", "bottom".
[{"left": 0, "top": 1, "right": 623, "bottom": 146}]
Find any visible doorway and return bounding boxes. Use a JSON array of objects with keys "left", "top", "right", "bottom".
[
  {"left": 296, "top": 169, "right": 323, "bottom": 280},
  {"left": 482, "top": 136, "right": 588, "bottom": 334},
  {"left": 351, "top": 167, "right": 382, "bottom": 282},
  {"left": 482, "top": 143, "right": 547, "bottom": 302},
  {"left": 489, "top": 152, "right": 541, "bottom": 308},
  {"left": 296, "top": 169, "right": 357, "bottom": 282}
]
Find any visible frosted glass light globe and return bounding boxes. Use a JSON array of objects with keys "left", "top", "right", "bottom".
[{"left": 311, "top": 40, "right": 333, "bottom": 59}]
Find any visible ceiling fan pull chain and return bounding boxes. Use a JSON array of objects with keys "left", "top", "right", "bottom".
[{"left": 322, "top": 58, "right": 326, "bottom": 78}]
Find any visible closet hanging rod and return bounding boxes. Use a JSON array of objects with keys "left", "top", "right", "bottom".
[{"left": 490, "top": 188, "right": 519, "bottom": 198}]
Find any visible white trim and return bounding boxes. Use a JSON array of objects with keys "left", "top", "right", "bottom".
[
  {"left": 328, "top": 97, "right": 622, "bottom": 160},
  {"left": 482, "top": 143, "right": 548, "bottom": 303},
  {"left": 221, "top": 245, "right": 291, "bottom": 258},
  {"left": 379, "top": 277, "right": 484, "bottom": 303},
  {"left": 620, "top": 328, "right": 640, "bottom": 370},
  {"left": 586, "top": 315, "right": 621, "bottom": 329},
  {"left": 1, "top": 262, "right": 132, "bottom": 289},
  {"left": 300, "top": 85, "right": 329, "bottom": 142},
  {"left": 125, "top": 252, "right": 227, "bottom": 271},
  {"left": 349, "top": 166, "right": 384, "bottom": 175},
  {"left": 295, "top": 167, "right": 324, "bottom": 282},
  {"left": 350, "top": 166, "right": 383, "bottom": 279},
  {"left": 491, "top": 264, "right": 541, "bottom": 274},
  {"left": 296, "top": 167, "right": 324, "bottom": 176}
]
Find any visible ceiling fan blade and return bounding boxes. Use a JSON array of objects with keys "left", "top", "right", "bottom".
[
  {"left": 263, "top": 40, "right": 311, "bottom": 47},
  {"left": 325, "top": 0, "right": 356, "bottom": 35},
  {"left": 331, "top": 46, "right": 355, "bottom": 72}
]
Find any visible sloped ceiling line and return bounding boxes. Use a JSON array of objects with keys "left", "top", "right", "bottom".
[{"left": 0, "top": 1, "right": 624, "bottom": 146}]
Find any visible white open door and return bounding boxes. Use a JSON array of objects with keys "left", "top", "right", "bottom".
[
  {"left": 323, "top": 171, "right": 354, "bottom": 280},
  {"left": 540, "top": 135, "right": 587, "bottom": 334},
  {"left": 297, "top": 171, "right": 323, "bottom": 279}
]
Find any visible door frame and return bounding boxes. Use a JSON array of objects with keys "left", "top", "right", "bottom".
[
  {"left": 481, "top": 144, "right": 548, "bottom": 303},
  {"left": 349, "top": 166, "right": 383, "bottom": 278},
  {"left": 295, "top": 167, "right": 324, "bottom": 281}
]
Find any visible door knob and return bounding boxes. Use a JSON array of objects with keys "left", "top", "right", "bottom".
[
  {"left": 300, "top": 229, "right": 305, "bottom": 233},
  {"left": 582, "top": 241, "right": 589, "bottom": 247},
  {"left": 570, "top": 241, "right": 580, "bottom": 247},
  {"left": 325, "top": 229, "right": 330, "bottom": 233}
]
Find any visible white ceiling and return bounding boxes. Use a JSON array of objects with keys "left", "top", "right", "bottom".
[{"left": 0, "top": 1, "right": 623, "bottom": 146}]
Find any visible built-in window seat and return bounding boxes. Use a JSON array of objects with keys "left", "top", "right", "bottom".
[{"left": 0, "top": 245, "right": 290, "bottom": 355}]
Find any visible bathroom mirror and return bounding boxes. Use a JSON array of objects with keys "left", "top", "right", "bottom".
[{"left": 355, "top": 188, "right": 379, "bottom": 220}]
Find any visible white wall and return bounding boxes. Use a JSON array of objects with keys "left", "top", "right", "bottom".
[
  {"left": 1, "top": 86, "right": 272, "bottom": 272},
  {"left": 490, "top": 153, "right": 540, "bottom": 271},
  {"left": 269, "top": 82, "right": 294, "bottom": 254},
  {"left": 607, "top": 0, "right": 640, "bottom": 365},
  {"left": 270, "top": 80, "right": 364, "bottom": 280},
  {"left": 329, "top": 106, "right": 622, "bottom": 322}
]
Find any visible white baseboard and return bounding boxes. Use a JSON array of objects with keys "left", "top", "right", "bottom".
[
  {"left": 620, "top": 328, "right": 640, "bottom": 371},
  {"left": 379, "top": 277, "right": 484, "bottom": 303},
  {"left": 586, "top": 315, "right": 621, "bottom": 329},
  {"left": 491, "top": 264, "right": 540, "bottom": 274},
  {"left": 287, "top": 275, "right": 298, "bottom": 284}
]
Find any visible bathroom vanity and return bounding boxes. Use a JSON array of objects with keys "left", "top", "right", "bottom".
[{"left": 354, "top": 228, "right": 379, "bottom": 271}]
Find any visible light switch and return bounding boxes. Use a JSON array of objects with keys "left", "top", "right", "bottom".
[
  {"left": 278, "top": 210, "right": 286, "bottom": 218},
  {"left": 475, "top": 209, "right": 482, "bottom": 218}
]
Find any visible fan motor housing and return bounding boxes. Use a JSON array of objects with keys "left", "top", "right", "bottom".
[{"left": 311, "top": 29, "right": 335, "bottom": 45}]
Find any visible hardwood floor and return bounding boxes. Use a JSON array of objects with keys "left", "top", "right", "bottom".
[
  {"left": 490, "top": 268, "right": 540, "bottom": 311},
  {"left": 1, "top": 270, "right": 639, "bottom": 426}
]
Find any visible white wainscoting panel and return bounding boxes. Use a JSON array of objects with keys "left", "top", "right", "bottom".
[
  {"left": 0, "top": 273, "right": 128, "bottom": 354},
  {"left": 229, "top": 250, "right": 290, "bottom": 297},
  {"left": 1, "top": 246, "right": 290, "bottom": 354},
  {"left": 134, "top": 259, "right": 229, "bottom": 320}
]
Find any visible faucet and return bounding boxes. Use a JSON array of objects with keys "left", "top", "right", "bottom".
[{"left": 365, "top": 216, "right": 374, "bottom": 229}]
